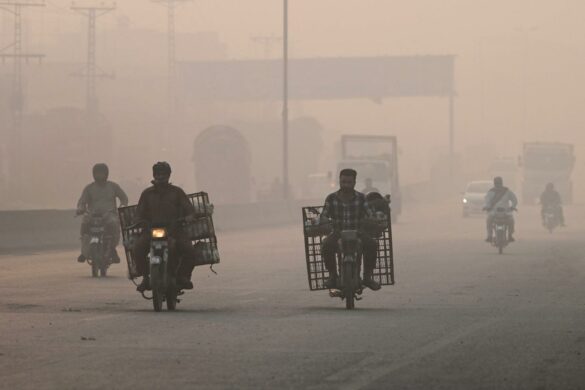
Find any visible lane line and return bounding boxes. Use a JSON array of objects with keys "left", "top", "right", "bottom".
[{"left": 81, "top": 313, "right": 126, "bottom": 323}]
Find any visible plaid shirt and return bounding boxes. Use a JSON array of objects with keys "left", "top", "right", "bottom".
[{"left": 322, "top": 190, "right": 372, "bottom": 232}]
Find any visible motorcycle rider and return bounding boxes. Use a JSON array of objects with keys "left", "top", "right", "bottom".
[
  {"left": 362, "top": 177, "right": 379, "bottom": 194},
  {"left": 540, "top": 183, "right": 565, "bottom": 227},
  {"left": 76, "top": 163, "right": 128, "bottom": 263},
  {"left": 483, "top": 176, "right": 518, "bottom": 242},
  {"left": 320, "top": 169, "right": 381, "bottom": 291},
  {"left": 132, "top": 162, "right": 199, "bottom": 293}
]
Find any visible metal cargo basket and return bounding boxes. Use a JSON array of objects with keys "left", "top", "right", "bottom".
[
  {"left": 118, "top": 191, "right": 219, "bottom": 279},
  {"left": 301, "top": 206, "right": 395, "bottom": 291}
]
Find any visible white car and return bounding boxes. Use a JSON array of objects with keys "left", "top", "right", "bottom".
[{"left": 462, "top": 180, "right": 492, "bottom": 217}]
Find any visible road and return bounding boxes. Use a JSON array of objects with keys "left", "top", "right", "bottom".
[{"left": 1, "top": 201, "right": 584, "bottom": 389}]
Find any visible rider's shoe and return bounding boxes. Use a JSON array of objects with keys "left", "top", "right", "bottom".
[
  {"left": 561, "top": 223, "right": 566, "bottom": 227},
  {"left": 485, "top": 236, "right": 492, "bottom": 243},
  {"left": 136, "top": 276, "right": 151, "bottom": 292},
  {"left": 177, "top": 277, "right": 194, "bottom": 290},
  {"left": 111, "top": 249, "right": 121, "bottom": 264},
  {"left": 77, "top": 254, "right": 86, "bottom": 263},
  {"left": 363, "top": 275, "right": 381, "bottom": 291},
  {"left": 508, "top": 235, "right": 515, "bottom": 242},
  {"left": 325, "top": 275, "right": 337, "bottom": 289}
]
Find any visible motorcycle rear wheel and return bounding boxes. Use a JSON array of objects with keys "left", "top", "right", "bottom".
[{"left": 166, "top": 289, "right": 177, "bottom": 311}]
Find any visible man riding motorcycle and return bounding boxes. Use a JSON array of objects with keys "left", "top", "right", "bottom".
[
  {"left": 483, "top": 176, "right": 518, "bottom": 242},
  {"left": 77, "top": 163, "right": 128, "bottom": 263},
  {"left": 132, "top": 162, "right": 199, "bottom": 293},
  {"left": 320, "top": 169, "right": 381, "bottom": 291},
  {"left": 540, "top": 183, "right": 565, "bottom": 227}
]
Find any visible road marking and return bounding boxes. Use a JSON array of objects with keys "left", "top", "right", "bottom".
[
  {"left": 81, "top": 313, "right": 125, "bottom": 323},
  {"left": 236, "top": 290, "right": 257, "bottom": 297},
  {"left": 320, "top": 318, "right": 500, "bottom": 390}
]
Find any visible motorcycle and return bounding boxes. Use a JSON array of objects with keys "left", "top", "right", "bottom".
[
  {"left": 84, "top": 212, "right": 114, "bottom": 277},
  {"left": 490, "top": 207, "right": 513, "bottom": 254},
  {"left": 329, "top": 230, "right": 363, "bottom": 310},
  {"left": 118, "top": 192, "right": 220, "bottom": 313},
  {"left": 147, "top": 223, "right": 181, "bottom": 312},
  {"left": 131, "top": 217, "right": 204, "bottom": 312},
  {"left": 542, "top": 205, "right": 559, "bottom": 233},
  {"left": 303, "top": 205, "right": 390, "bottom": 310}
]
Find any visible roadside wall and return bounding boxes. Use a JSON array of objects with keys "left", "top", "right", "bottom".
[{"left": 0, "top": 200, "right": 317, "bottom": 254}]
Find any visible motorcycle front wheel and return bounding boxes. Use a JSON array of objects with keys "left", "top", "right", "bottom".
[
  {"left": 150, "top": 266, "right": 164, "bottom": 312},
  {"left": 496, "top": 229, "right": 506, "bottom": 254},
  {"left": 90, "top": 244, "right": 101, "bottom": 277},
  {"left": 343, "top": 262, "right": 355, "bottom": 310},
  {"left": 91, "top": 262, "right": 99, "bottom": 278}
]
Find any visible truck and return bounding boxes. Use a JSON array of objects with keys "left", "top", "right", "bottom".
[
  {"left": 521, "top": 142, "right": 575, "bottom": 204},
  {"left": 337, "top": 135, "right": 401, "bottom": 219}
]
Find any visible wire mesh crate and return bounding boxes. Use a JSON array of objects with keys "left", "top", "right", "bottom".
[
  {"left": 118, "top": 204, "right": 141, "bottom": 279},
  {"left": 302, "top": 206, "right": 395, "bottom": 291},
  {"left": 118, "top": 191, "right": 219, "bottom": 280}
]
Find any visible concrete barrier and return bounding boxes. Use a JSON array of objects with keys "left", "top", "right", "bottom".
[
  {"left": 1, "top": 182, "right": 451, "bottom": 254},
  {"left": 0, "top": 200, "right": 316, "bottom": 254}
]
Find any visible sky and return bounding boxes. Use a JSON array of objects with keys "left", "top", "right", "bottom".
[{"left": 1, "top": 0, "right": 585, "bottom": 207}]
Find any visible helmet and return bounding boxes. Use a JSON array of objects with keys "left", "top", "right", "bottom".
[
  {"left": 365, "top": 191, "right": 384, "bottom": 202},
  {"left": 152, "top": 161, "right": 172, "bottom": 176},
  {"left": 92, "top": 163, "right": 109, "bottom": 181},
  {"left": 546, "top": 182, "right": 554, "bottom": 191},
  {"left": 493, "top": 176, "right": 503, "bottom": 187}
]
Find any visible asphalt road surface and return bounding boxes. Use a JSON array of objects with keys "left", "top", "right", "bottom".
[{"left": 1, "top": 201, "right": 584, "bottom": 389}]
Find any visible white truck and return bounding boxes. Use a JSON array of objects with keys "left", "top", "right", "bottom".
[
  {"left": 337, "top": 135, "right": 401, "bottom": 219},
  {"left": 521, "top": 142, "right": 575, "bottom": 204}
]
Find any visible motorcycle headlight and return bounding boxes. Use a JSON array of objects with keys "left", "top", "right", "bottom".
[
  {"left": 151, "top": 228, "right": 167, "bottom": 239},
  {"left": 462, "top": 198, "right": 468, "bottom": 204}
]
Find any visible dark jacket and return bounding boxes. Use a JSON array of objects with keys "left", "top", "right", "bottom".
[
  {"left": 540, "top": 189, "right": 562, "bottom": 206},
  {"left": 134, "top": 183, "right": 195, "bottom": 228}
]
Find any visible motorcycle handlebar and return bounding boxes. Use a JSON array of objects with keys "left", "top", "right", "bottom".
[
  {"left": 483, "top": 207, "right": 518, "bottom": 213},
  {"left": 126, "top": 216, "right": 191, "bottom": 231}
]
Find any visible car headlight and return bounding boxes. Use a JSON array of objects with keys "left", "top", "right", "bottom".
[
  {"left": 462, "top": 198, "right": 468, "bottom": 204},
  {"left": 151, "top": 228, "right": 167, "bottom": 239}
]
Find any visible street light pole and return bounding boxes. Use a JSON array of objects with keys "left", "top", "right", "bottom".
[
  {"left": 449, "top": 90, "right": 454, "bottom": 178},
  {"left": 282, "top": 0, "right": 289, "bottom": 199}
]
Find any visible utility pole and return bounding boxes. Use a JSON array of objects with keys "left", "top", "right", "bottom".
[
  {"left": 0, "top": 0, "right": 45, "bottom": 131},
  {"left": 71, "top": 2, "right": 116, "bottom": 115},
  {"left": 282, "top": 0, "right": 289, "bottom": 199},
  {"left": 0, "top": 0, "right": 45, "bottom": 193},
  {"left": 251, "top": 34, "right": 282, "bottom": 58},
  {"left": 152, "top": 0, "right": 190, "bottom": 117}
]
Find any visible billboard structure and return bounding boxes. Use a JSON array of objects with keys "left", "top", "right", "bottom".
[
  {"left": 178, "top": 56, "right": 454, "bottom": 101},
  {"left": 178, "top": 55, "right": 457, "bottom": 180}
]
